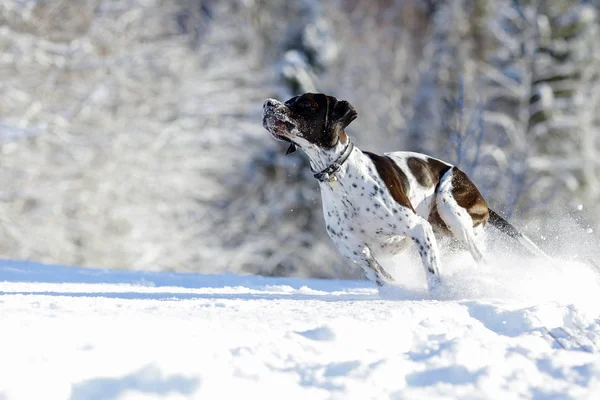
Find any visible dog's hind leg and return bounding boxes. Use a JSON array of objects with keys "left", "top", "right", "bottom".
[
  {"left": 404, "top": 217, "right": 443, "bottom": 291},
  {"left": 435, "top": 168, "right": 487, "bottom": 264}
]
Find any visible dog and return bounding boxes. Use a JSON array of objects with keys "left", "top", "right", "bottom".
[{"left": 262, "top": 93, "right": 548, "bottom": 290}]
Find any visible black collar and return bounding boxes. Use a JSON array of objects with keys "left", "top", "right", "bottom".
[{"left": 312, "top": 140, "right": 354, "bottom": 183}]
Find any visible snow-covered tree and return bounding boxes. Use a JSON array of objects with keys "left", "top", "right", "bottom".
[
  {"left": 483, "top": 0, "right": 600, "bottom": 221},
  {"left": 407, "top": 0, "right": 490, "bottom": 157}
]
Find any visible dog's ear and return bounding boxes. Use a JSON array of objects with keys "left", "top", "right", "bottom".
[
  {"left": 331, "top": 100, "right": 358, "bottom": 130},
  {"left": 325, "top": 97, "right": 357, "bottom": 146}
]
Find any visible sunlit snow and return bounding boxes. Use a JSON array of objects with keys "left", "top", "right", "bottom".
[{"left": 2, "top": 255, "right": 600, "bottom": 400}]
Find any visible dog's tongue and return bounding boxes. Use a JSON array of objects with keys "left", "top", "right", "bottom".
[{"left": 286, "top": 143, "right": 297, "bottom": 155}]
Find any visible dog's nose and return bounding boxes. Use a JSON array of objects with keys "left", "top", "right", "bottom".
[{"left": 264, "top": 98, "right": 278, "bottom": 109}]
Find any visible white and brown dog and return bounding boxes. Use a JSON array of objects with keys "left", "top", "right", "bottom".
[{"left": 262, "top": 93, "right": 547, "bottom": 291}]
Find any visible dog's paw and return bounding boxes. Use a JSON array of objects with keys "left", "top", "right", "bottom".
[{"left": 426, "top": 275, "right": 443, "bottom": 294}]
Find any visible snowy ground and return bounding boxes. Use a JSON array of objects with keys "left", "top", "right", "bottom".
[{"left": 2, "top": 254, "right": 600, "bottom": 400}]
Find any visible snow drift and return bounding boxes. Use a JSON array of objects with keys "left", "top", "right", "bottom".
[{"left": 1, "top": 252, "right": 600, "bottom": 399}]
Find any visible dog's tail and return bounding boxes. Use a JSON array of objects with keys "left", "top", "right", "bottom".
[{"left": 488, "top": 209, "right": 550, "bottom": 259}]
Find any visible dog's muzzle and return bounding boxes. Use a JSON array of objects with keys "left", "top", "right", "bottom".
[
  {"left": 263, "top": 99, "right": 299, "bottom": 155},
  {"left": 262, "top": 101, "right": 295, "bottom": 137}
]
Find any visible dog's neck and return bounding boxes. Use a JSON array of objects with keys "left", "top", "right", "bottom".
[{"left": 300, "top": 132, "right": 354, "bottom": 175}]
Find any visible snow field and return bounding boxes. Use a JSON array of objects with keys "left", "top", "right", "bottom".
[{"left": 1, "top": 254, "right": 600, "bottom": 400}]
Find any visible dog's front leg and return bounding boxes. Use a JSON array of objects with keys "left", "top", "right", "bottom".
[{"left": 343, "top": 245, "right": 393, "bottom": 287}]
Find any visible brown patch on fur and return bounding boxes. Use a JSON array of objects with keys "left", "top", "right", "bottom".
[
  {"left": 338, "top": 130, "right": 348, "bottom": 145},
  {"left": 450, "top": 167, "right": 489, "bottom": 227},
  {"left": 407, "top": 157, "right": 433, "bottom": 187},
  {"left": 364, "top": 152, "right": 415, "bottom": 212},
  {"left": 427, "top": 158, "right": 453, "bottom": 183},
  {"left": 428, "top": 208, "right": 452, "bottom": 236},
  {"left": 407, "top": 157, "right": 452, "bottom": 188}
]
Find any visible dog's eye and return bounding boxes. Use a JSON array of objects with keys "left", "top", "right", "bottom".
[{"left": 297, "top": 99, "right": 315, "bottom": 110}]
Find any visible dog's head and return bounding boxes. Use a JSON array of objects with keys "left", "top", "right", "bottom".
[{"left": 262, "top": 93, "right": 357, "bottom": 153}]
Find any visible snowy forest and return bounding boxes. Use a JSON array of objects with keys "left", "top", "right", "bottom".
[{"left": 0, "top": 0, "right": 599, "bottom": 279}]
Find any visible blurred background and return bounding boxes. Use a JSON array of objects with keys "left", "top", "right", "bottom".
[{"left": 0, "top": 0, "right": 598, "bottom": 279}]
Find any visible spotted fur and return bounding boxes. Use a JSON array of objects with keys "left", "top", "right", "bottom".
[{"left": 262, "top": 93, "right": 548, "bottom": 291}]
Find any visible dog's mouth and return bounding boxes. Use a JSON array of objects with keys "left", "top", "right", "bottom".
[
  {"left": 263, "top": 100, "right": 301, "bottom": 154},
  {"left": 268, "top": 121, "right": 298, "bottom": 155},
  {"left": 273, "top": 120, "right": 296, "bottom": 138},
  {"left": 263, "top": 112, "right": 297, "bottom": 141}
]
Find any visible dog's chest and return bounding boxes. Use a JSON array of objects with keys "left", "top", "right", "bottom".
[
  {"left": 320, "top": 164, "right": 411, "bottom": 246},
  {"left": 318, "top": 153, "right": 441, "bottom": 257}
]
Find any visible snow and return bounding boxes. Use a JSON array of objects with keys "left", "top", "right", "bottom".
[{"left": 2, "top": 256, "right": 600, "bottom": 400}]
